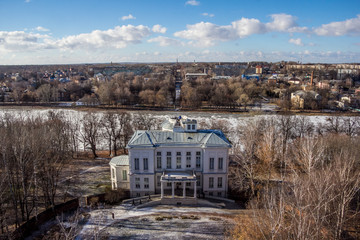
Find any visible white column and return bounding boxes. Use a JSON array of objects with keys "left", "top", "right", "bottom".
[
  {"left": 171, "top": 181, "right": 175, "bottom": 198},
  {"left": 194, "top": 181, "right": 197, "bottom": 198},
  {"left": 183, "top": 182, "right": 186, "bottom": 198},
  {"left": 161, "top": 181, "right": 164, "bottom": 198}
]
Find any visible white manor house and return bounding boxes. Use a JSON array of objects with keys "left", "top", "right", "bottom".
[{"left": 110, "top": 116, "right": 232, "bottom": 202}]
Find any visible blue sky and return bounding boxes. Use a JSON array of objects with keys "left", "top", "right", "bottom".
[{"left": 0, "top": 0, "right": 359, "bottom": 64}]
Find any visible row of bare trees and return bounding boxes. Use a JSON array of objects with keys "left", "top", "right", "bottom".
[
  {"left": 0, "top": 112, "right": 72, "bottom": 235},
  {"left": 230, "top": 115, "right": 360, "bottom": 239},
  {"left": 0, "top": 109, "right": 158, "bottom": 237},
  {"left": 78, "top": 111, "right": 158, "bottom": 158}
]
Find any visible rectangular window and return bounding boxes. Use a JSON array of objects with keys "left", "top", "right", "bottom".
[
  {"left": 157, "top": 176, "right": 161, "bottom": 187},
  {"left": 167, "top": 182, "right": 172, "bottom": 187},
  {"left": 209, "top": 158, "right": 214, "bottom": 170},
  {"left": 187, "top": 125, "right": 191, "bottom": 130},
  {"left": 209, "top": 177, "right": 214, "bottom": 188},
  {"left": 196, "top": 152, "right": 201, "bottom": 168},
  {"left": 218, "top": 157, "right": 223, "bottom": 170},
  {"left": 218, "top": 177, "right": 223, "bottom": 188},
  {"left": 217, "top": 192, "right": 222, "bottom": 197},
  {"left": 166, "top": 152, "right": 172, "bottom": 169},
  {"left": 186, "top": 152, "right": 191, "bottom": 168},
  {"left": 143, "top": 158, "right": 148, "bottom": 171},
  {"left": 122, "top": 170, "right": 127, "bottom": 180},
  {"left": 144, "top": 178, "right": 149, "bottom": 189},
  {"left": 209, "top": 192, "right": 213, "bottom": 196},
  {"left": 156, "top": 152, "right": 162, "bottom": 169},
  {"left": 186, "top": 182, "right": 191, "bottom": 187},
  {"left": 135, "top": 177, "right": 140, "bottom": 189},
  {"left": 192, "top": 124, "right": 195, "bottom": 130},
  {"left": 176, "top": 152, "right": 181, "bottom": 169},
  {"left": 196, "top": 175, "right": 200, "bottom": 186},
  {"left": 134, "top": 158, "right": 139, "bottom": 170}
]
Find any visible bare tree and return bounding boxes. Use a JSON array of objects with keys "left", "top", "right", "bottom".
[{"left": 80, "top": 112, "right": 102, "bottom": 158}]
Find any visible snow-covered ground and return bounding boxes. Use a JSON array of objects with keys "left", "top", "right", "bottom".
[{"left": 77, "top": 204, "right": 237, "bottom": 240}]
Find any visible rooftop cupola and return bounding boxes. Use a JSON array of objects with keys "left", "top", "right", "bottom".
[{"left": 182, "top": 118, "right": 197, "bottom": 132}]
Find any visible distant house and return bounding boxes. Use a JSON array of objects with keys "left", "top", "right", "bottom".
[
  {"left": 317, "top": 80, "right": 331, "bottom": 89},
  {"left": 291, "top": 90, "right": 321, "bottom": 109},
  {"left": 185, "top": 70, "right": 208, "bottom": 81},
  {"left": 288, "top": 77, "right": 301, "bottom": 85},
  {"left": 75, "top": 95, "right": 100, "bottom": 106},
  {"left": 109, "top": 155, "right": 130, "bottom": 190}
]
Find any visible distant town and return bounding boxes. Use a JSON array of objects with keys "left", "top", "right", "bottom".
[{"left": 0, "top": 61, "right": 360, "bottom": 112}]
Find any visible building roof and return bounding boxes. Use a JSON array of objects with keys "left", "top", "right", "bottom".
[
  {"left": 109, "top": 155, "right": 129, "bottom": 166},
  {"left": 127, "top": 129, "right": 231, "bottom": 148}
]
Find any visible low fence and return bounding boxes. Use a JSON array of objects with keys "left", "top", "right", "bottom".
[
  {"left": 12, "top": 198, "right": 79, "bottom": 239},
  {"left": 122, "top": 194, "right": 161, "bottom": 206}
]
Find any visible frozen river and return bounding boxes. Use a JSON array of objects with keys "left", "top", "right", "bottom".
[{"left": 0, "top": 106, "right": 333, "bottom": 151}]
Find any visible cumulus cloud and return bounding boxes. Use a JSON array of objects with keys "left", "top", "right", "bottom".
[
  {"left": 185, "top": 0, "right": 200, "bottom": 6},
  {"left": 121, "top": 14, "right": 136, "bottom": 21},
  {"left": 0, "top": 31, "right": 51, "bottom": 52},
  {"left": 52, "top": 25, "right": 151, "bottom": 49},
  {"left": 174, "top": 22, "right": 237, "bottom": 46},
  {"left": 35, "top": 26, "right": 49, "bottom": 32},
  {"left": 152, "top": 24, "right": 167, "bottom": 34},
  {"left": 266, "top": 14, "right": 307, "bottom": 33},
  {"left": 314, "top": 14, "right": 360, "bottom": 36},
  {"left": 0, "top": 25, "right": 152, "bottom": 52},
  {"left": 202, "top": 13, "right": 215, "bottom": 17},
  {"left": 148, "top": 36, "right": 183, "bottom": 46},
  {"left": 174, "top": 14, "right": 307, "bottom": 46},
  {"left": 231, "top": 18, "right": 266, "bottom": 38},
  {"left": 289, "top": 38, "right": 304, "bottom": 46}
]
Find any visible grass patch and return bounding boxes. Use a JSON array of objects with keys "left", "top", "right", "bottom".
[
  {"left": 155, "top": 215, "right": 173, "bottom": 221},
  {"left": 180, "top": 215, "right": 200, "bottom": 220}
]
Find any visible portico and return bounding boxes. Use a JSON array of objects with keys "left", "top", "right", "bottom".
[{"left": 160, "top": 171, "right": 197, "bottom": 199}]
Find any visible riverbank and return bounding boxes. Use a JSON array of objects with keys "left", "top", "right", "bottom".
[{"left": 0, "top": 102, "right": 359, "bottom": 116}]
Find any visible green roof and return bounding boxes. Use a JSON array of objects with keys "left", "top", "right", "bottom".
[
  {"left": 109, "top": 155, "right": 129, "bottom": 166},
  {"left": 127, "top": 130, "right": 231, "bottom": 148}
]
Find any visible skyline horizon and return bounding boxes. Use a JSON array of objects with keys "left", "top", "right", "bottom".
[{"left": 1, "top": 59, "right": 360, "bottom": 67}]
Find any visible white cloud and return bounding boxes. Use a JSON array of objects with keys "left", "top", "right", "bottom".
[
  {"left": 25, "top": 0, "right": 31, "bottom": 3},
  {"left": 0, "top": 31, "right": 51, "bottom": 52},
  {"left": 0, "top": 25, "right": 151, "bottom": 53},
  {"left": 174, "top": 14, "right": 307, "bottom": 47},
  {"left": 52, "top": 25, "right": 151, "bottom": 49},
  {"left": 185, "top": 0, "right": 200, "bottom": 6},
  {"left": 152, "top": 24, "right": 167, "bottom": 34},
  {"left": 121, "top": 14, "right": 136, "bottom": 21},
  {"left": 266, "top": 14, "right": 307, "bottom": 33},
  {"left": 232, "top": 18, "right": 266, "bottom": 38},
  {"left": 148, "top": 36, "right": 183, "bottom": 46},
  {"left": 35, "top": 26, "right": 49, "bottom": 32},
  {"left": 289, "top": 38, "right": 304, "bottom": 46},
  {"left": 202, "top": 13, "right": 215, "bottom": 17},
  {"left": 174, "top": 22, "right": 237, "bottom": 47},
  {"left": 314, "top": 14, "right": 360, "bottom": 36}
]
